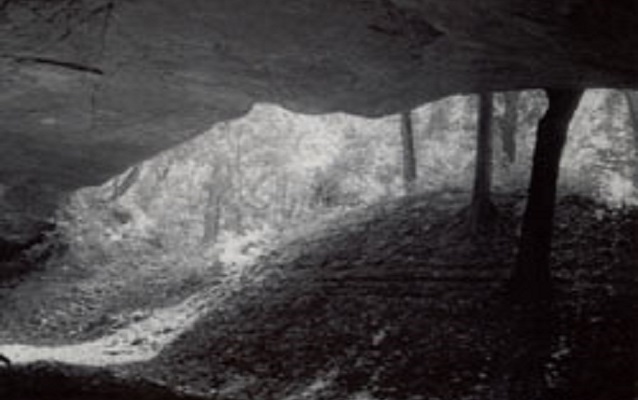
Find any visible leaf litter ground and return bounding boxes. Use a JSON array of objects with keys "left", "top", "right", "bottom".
[{"left": 1, "top": 191, "right": 637, "bottom": 400}]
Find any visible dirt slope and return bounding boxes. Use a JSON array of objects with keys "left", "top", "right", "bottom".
[
  {"left": 130, "top": 192, "right": 638, "bottom": 400},
  {"left": 1, "top": 191, "right": 637, "bottom": 400}
]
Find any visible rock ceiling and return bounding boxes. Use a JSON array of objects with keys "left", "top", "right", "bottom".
[{"left": 0, "top": 0, "right": 637, "bottom": 199}]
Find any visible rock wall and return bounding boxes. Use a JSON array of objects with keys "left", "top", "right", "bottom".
[{"left": 0, "top": 0, "right": 637, "bottom": 227}]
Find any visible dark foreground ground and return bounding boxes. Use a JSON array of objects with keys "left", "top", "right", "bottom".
[{"left": 1, "top": 192, "right": 637, "bottom": 400}]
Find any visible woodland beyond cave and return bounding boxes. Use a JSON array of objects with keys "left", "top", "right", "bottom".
[{"left": 0, "top": 89, "right": 637, "bottom": 400}]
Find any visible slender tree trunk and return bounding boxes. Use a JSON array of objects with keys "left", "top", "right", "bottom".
[
  {"left": 233, "top": 132, "right": 245, "bottom": 234},
  {"left": 400, "top": 111, "right": 418, "bottom": 195},
  {"left": 203, "top": 167, "right": 224, "bottom": 244},
  {"left": 203, "top": 194, "right": 222, "bottom": 244},
  {"left": 470, "top": 92, "right": 494, "bottom": 233},
  {"left": 624, "top": 91, "right": 638, "bottom": 143},
  {"left": 511, "top": 88, "right": 584, "bottom": 302},
  {"left": 111, "top": 165, "right": 141, "bottom": 200},
  {"left": 501, "top": 92, "right": 519, "bottom": 163},
  {"left": 278, "top": 173, "right": 290, "bottom": 224}
]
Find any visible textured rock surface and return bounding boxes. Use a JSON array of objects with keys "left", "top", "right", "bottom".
[{"left": 0, "top": 0, "right": 637, "bottom": 202}]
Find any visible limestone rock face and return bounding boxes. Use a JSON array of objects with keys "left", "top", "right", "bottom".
[{"left": 0, "top": 0, "right": 637, "bottom": 197}]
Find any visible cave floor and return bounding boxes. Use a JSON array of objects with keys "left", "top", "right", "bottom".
[{"left": 1, "top": 192, "right": 637, "bottom": 400}]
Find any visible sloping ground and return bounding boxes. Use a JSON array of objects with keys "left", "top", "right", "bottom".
[
  {"left": 1, "top": 191, "right": 637, "bottom": 400},
  {"left": 125, "top": 192, "right": 637, "bottom": 400},
  {"left": 0, "top": 250, "right": 222, "bottom": 345},
  {"left": 0, "top": 276, "right": 243, "bottom": 366}
]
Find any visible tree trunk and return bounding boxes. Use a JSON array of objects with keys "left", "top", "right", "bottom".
[
  {"left": 278, "top": 172, "right": 290, "bottom": 224},
  {"left": 400, "top": 111, "right": 418, "bottom": 195},
  {"left": 511, "top": 88, "right": 584, "bottom": 302},
  {"left": 236, "top": 133, "right": 246, "bottom": 234},
  {"left": 501, "top": 91, "right": 519, "bottom": 163},
  {"left": 202, "top": 167, "right": 224, "bottom": 244},
  {"left": 110, "top": 165, "right": 141, "bottom": 200},
  {"left": 470, "top": 92, "right": 495, "bottom": 233},
  {"left": 624, "top": 91, "right": 638, "bottom": 143},
  {"left": 203, "top": 193, "right": 222, "bottom": 244}
]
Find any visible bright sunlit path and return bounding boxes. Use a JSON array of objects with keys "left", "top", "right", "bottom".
[{"left": 0, "top": 273, "right": 248, "bottom": 366}]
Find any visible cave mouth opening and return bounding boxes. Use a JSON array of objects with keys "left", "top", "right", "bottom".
[{"left": 0, "top": 89, "right": 636, "bottom": 400}]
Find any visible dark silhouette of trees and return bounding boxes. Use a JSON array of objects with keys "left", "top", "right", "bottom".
[
  {"left": 511, "top": 89, "right": 584, "bottom": 302},
  {"left": 400, "top": 111, "right": 418, "bottom": 195}
]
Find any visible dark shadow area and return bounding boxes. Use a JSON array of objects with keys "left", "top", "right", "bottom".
[
  {"left": 0, "top": 361, "right": 209, "bottom": 400},
  {"left": 0, "top": 191, "right": 635, "bottom": 400},
  {"left": 0, "top": 223, "right": 59, "bottom": 286},
  {"left": 117, "top": 192, "right": 636, "bottom": 400}
]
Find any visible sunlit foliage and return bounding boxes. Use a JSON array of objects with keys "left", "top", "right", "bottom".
[{"left": 55, "top": 90, "right": 638, "bottom": 272}]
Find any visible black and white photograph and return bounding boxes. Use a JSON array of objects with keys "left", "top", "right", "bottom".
[{"left": 0, "top": 1, "right": 636, "bottom": 399}]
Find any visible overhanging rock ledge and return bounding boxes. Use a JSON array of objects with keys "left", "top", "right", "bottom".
[{"left": 0, "top": 0, "right": 637, "bottom": 226}]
